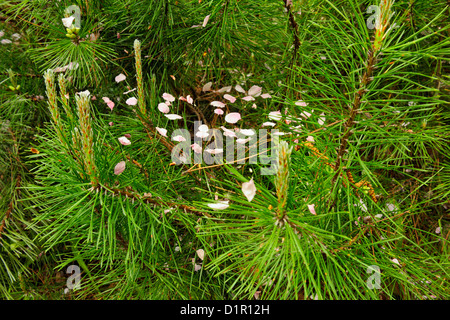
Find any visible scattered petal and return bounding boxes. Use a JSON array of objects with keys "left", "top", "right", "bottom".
[
  {"left": 225, "top": 112, "right": 241, "bottom": 124},
  {"left": 107, "top": 101, "right": 115, "bottom": 111},
  {"left": 248, "top": 85, "right": 262, "bottom": 97},
  {"left": 114, "top": 161, "right": 126, "bottom": 175},
  {"left": 62, "top": 16, "right": 75, "bottom": 28},
  {"left": 202, "top": 14, "right": 210, "bottom": 28},
  {"left": 196, "top": 131, "right": 209, "bottom": 138},
  {"left": 218, "top": 86, "right": 232, "bottom": 93},
  {"left": 191, "top": 143, "right": 202, "bottom": 153},
  {"left": 214, "top": 108, "right": 224, "bottom": 115},
  {"left": 308, "top": 204, "right": 316, "bottom": 215},
  {"left": 196, "top": 249, "right": 205, "bottom": 260},
  {"left": 156, "top": 127, "right": 168, "bottom": 137},
  {"left": 236, "top": 138, "right": 250, "bottom": 144},
  {"left": 194, "top": 264, "right": 202, "bottom": 272},
  {"left": 164, "top": 114, "right": 183, "bottom": 120},
  {"left": 1, "top": 39, "right": 12, "bottom": 44},
  {"left": 262, "top": 122, "right": 276, "bottom": 127},
  {"left": 268, "top": 111, "right": 282, "bottom": 121},
  {"left": 223, "top": 94, "right": 236, "bottom": 103},
  {"left": 126, "top": 97, "right": 138, "bottom": 106},
  {"left": 261, "top": 93, "right": 272, "bottom": 99},
  {"left": 172, "top": 135, "right": 186, "bottom": 142},
  {"left": 240, "top": 129, "right": 255, "bottom": 136},
  {"left": 207, "top": 201, "right": 229, "bottom": 210},
  {"left": 211, "top": 101, "right": 226, "bottom": 108},
  {"left": 251, "top": 103, "right": 257, "bottom": 109},
  {"left": 123, "top": 88, "right": 136, "bottom": 94},
  {"left": 115, "top": 73, "right": 126, "bottom": 83},
  {"left": 318, "top": 113, "right": 326, "bottom": 126},
  {"left": 11, "top": 33, "right": 21, "bottom": 41},
  {"left": 300, "top": 111, "right": 312, "bottom": 119},
  {"left": 235, "top": 84, "right": 246, "bottom": 93},
  {"left": 186, "top": 95, "right": 193, "bottom": 104},
  {"left": 205, "top": 148, "right": 223, "bottom": 154},
  {"left": 242, "top": 95, "right": 255, "bottom": 101},
  {"left": 391, "top": 258, "right": 400, "bottom": 265},
  {"left": 435, "top": 227, "right": 441, "bottom": 234},
  {"left": 242, "top": 178, "right": 257, "bottom": 202},
  {"left": 158, "top": 102, "right": 170, "bottom": 113},
  {"left": 198, "top": 124, "right": 209, "bottom": 132},
  {"left": 109, "top": 122, "right": 114, "bottom": 126},
  {"left": 306, "top": 136, "right": 314, "bottom": 142},
  {"left": 202, "top": 82, "right": 212, "bottom": 92},
  {"left": 295, "top": 100, "right": 308, "bottom": 107},
  {"left": 162, "top": 92, "right": 176, "bottom": 102},
  {"left": 118, "top": 136, "right": 131, "bottom": 145}
]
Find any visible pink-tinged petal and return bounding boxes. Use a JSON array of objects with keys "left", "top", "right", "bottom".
[
  {"left": 207, "top": 201, "right": 229, "bottom": 210},
  {"left": 172, "top": 135, "right": 186, "bottom": 142},
  {"left": 306, "top": 136, "right": 314, "bottom": 142},
  {"left": 308, "top": 204, "right": 316, "bottom": 215},
  {"left": 235, "top": 84, "right": 246, "bottom": 93},
  {"left": 242, "top": 178, "right": 256, "bottom": 202},
  {"left": 391, "top": 258, "right": 400, "bottom": 265},
  {"left": 218, "top": 86, "right": 232, "bottom": 93},
  {"left": 251, "top": 103, "right": 257, "bottom": 109},
  {"left": 273, "top": 131, "right": 286, "bottom": 136},
  {"left": 109, "top": 122, "right": 114, "bottom": 126},
  {"left": 223, "top": 94, "right": 236, "bottom": 103},
  {"left": 164, "top": 114, "right": 183, "bottom": 120},
  {"left": 115, "top": 73, "right": 126, "bottom": 83},
  {"left": 102, "top": 97, "right": 111, "bottom": 103},
  {"left": 211, "top": 101, "right": 226, "bottom": 108},
  {"left": 196, "top": 131, "right": 209, "bottom": 138},
  {"left": 236, "top": 138, "right": 250, "bottom": 144},
  {"left": 118, "top": 136, "right": 131, "bottom": 145},
  {"left": 158, "top": 102, "right": 170, "bottom": 113},
  {"left": 194, "top": 264, "right": 202, "bottom": 272},
  {"left": 156, "top": 127, "right": 167, "bottom": 137},
  {"left": 205, "top": 148, "right": 223, "bottom": 154},
  {"left": 268, "top": 110, "right": 282, "bottom": 121},
  {"left": 300, "top": 111, "right": 311, "bottom": 119},
  {"left": 186, "top": 95, "right": 193, "bottom": 104},
  {"left": 214, "top": 108, "right": 224, "bottom": 115},
  {"left": 123, "top": 88, "right": 136, "bottom": 94},
  {"left": 261, "top": 93, "right": 272, "bottom": 99},
  {"left": 191, "top": 24, "right": 201, "bottom": 28},
  {"left": 262, "top": 121, "right": 276, "bottom": 127},
  {"left": 126, "top": 97, "right": 138, "bottom": 105},
  {"left": 114, "top": 161, "right": 126, "bottom": 175},
  {"left": 191, "top": 143, "right": 202, "bottom": 154},
  {"left": 91, "top": 96, "right": 97, "bottom": 101},
  {"left": 240, "top": 129, "right": 255, "bottom": 136},
  {"left": 248, "top": 85, "right": 262, "bottom": 97},
  {"left": 124, "top": 134, "right": 131, "bottom": 138},
  {"left": 225, "top": 112, "right": 241, "bottom": 124},
  {"left": 162, "top": 92, "right": 175, "bottom": 102},
  {"left": 435, "top": 227, "right": 441, "bottom": 234},
  {"left": 221, "top": 126, "right": 237, "bottom": 138},
  {"left": 318, "top": 113, "right": 326, "bottom": 126},
  {"left": 202, "top": 14, "right": 210, "bottom": 28},
  {"left": 242, "top": 95, "right": 255, "bottom": 101},
  {"left": 196, "top": 249, "right": 205, "bottom": 260},
  {"left": 295, "top": 100, "right": 308, "bottom": 107},
  {"left": 179, "top": 96, "right": 187, "bottom": 102},
  {"left": 107, "top": 101, "right": 115, "bottom": 111},
  {"left": 202, "top": 82, "right": 212, "bottom": 92}
]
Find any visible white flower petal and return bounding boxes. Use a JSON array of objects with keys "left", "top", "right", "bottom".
[
  {"left": 114, "top": 161, "right": 126, "bottom": 175},
  {"left": 126, "top": 97, "right": 138, "bottom": 105},
  {"left": 118, "top": 136, "right": 131, "bottom": 145},
  {"left": 196, "top": 249, "right": 205, "bottom": 260},
  {"left": 115, "top": 73, "right": 126, "bottom": 83},
  {"left": 156, "top": 127, "right": 167, "bottom": 137},
  {"left": 248, "top": 85, "right": 262, "bottom": 97},
  {"left": 242, "top": 178, "right": 257, "bottom": 202},
  {"left": 158, "top": 102, "right": 170, "bottom": 113},
  {"left": 211, "top": 101, "right": 226, "bottom": 108},
  {"left": 207, "top": 201, "right": 229, "bottom": 210},
  {"left": 235, "top": 84, "right": 246, "bottom": 93},
  {"left": 62, "top": 16, "right": 75, "bottom": 28},
  {"left": 223, "top": 94, "right": 236, "bottom": 103},
  {"left": 202, "top": 82, "right": 212, "bottom": 92},
  {"left": 164, "top": 114, "right": 183, "bottom": 120},
  {"left": 162, "top": 92, "right": 176, "bottom": 102},
  {"left": 225, "top": 112, "right": 241, "bottom": 124}
]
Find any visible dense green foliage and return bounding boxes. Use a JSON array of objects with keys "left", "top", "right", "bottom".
[{"left": 0, "top": 0, "right": 449, "bottom": 300}]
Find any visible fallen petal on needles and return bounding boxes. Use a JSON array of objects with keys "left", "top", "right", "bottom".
[
  {"left": 156, "top": 127, "right": 167, "bottom": 137},
  {"left": 225, "top": 112, "right": 241, "bottom": 124},
  {"left": 115, "top": 73, "right": 126, "bottom": 83},
  {"left": 114, "top": 161, "right": 126, "bottom": 175},
  {"left": 158, "top": 102, "right": 170, "bottom": 113},
  {"left": 118, "top": 137, "right": 131, "bottom": 145},
  {"left": 164, "top": 114, "right": 183, "bottom": 120},
  {"left": 242, "top": 178, "right": 256, "bottom": 202},
  {"left": 207, "top": 201, "right": 229, "bottom": 210},
  {"left": 126, "top": 97, "right": 138, "bottom": 106}
]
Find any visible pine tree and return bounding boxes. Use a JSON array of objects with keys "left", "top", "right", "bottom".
[{"left": 0, "top": 0, "right": 449, "bottom": 300}]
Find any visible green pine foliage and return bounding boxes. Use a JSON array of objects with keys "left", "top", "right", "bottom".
[{"left": 0, "top": 0, "right": 449, "bottom": 300}]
